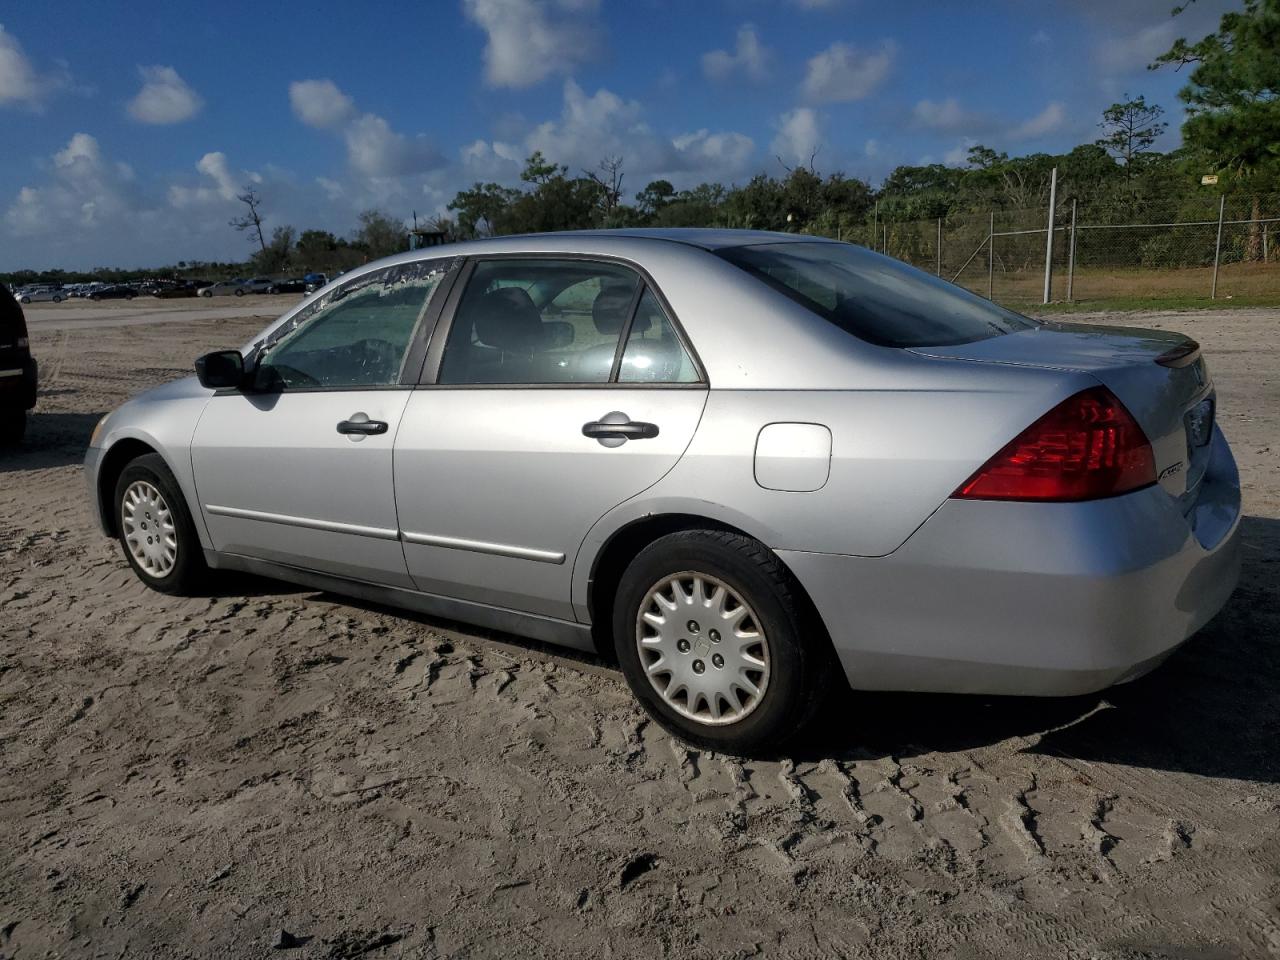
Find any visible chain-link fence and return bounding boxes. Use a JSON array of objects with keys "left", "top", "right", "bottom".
[{"left": 817, "top": 192, "right": 1280, "bottom": 307}]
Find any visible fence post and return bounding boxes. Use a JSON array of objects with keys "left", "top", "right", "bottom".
[
  {"left": 1264, "top": 223, "right": 1269, "bottom": 262},
  {"left": 936, "top": 217, "right": 942, "bottom": 276},
  {"left": 1211, "top": 194, "right": 1225, "bottom": 300},
  {"left": 987, "top": 211, "right": 994, "bottom": 300},
  {"left": 1042, "top": 166, "right": 1058, "bottom": 305},
  {"left": 872, "top": 201, "right": 878, "bottom": 252},
  {"left": 1066, "top": 198, "right": 1077, "bottom": 303}
]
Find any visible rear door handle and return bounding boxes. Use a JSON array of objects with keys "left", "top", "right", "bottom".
[
  {"left": 337, "top": 413, "right": 388, "bottom": 436},
  {"left": 582, "top": 411, "right": 659, "bottom": 445}
]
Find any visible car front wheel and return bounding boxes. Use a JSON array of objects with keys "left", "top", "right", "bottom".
[
  {"left": 612, "top": 529, "right": 833, "bottom": 754},
  {"left": 113, "top": 453, "right": 207, "bottom": 594}
]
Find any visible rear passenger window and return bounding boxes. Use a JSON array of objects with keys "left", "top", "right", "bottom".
[
  {"left": 618, "top": 289, "right": 699, "bottom": 383},
  {"left": 438, "top": 260, "right": 641, "bottom": 385}
]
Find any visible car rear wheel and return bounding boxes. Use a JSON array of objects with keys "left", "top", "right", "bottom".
[
  {"left": 0, "top": 409, "right": 26, "bottom": 445},
  {"left": 234, "top": 289, "right": 244, "bottom": 297},
  {"left": 19, "top": 296, "right": 30, "bottom": 304},
  {"left": 113, "top": 453, "right": 207, "bottom": 595},
  {"left": 612, "top": 529, "right": 832, "bottom": 754}
]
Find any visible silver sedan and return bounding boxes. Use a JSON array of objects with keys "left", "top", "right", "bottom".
[{"left": 84, "top": 230, "right": 1241, "bottom": 753}]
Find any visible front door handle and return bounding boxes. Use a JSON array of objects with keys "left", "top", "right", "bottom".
[
  {"left": 582, "top": 411, "right": 659, "bottom": 447},
  {"left": 337, "top": 412, "right": 388, "bottom": 436}
]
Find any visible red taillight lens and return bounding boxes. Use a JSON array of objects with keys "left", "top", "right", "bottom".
[{"left": 953, "top": 387, "right": 1156, "bottom": 502}]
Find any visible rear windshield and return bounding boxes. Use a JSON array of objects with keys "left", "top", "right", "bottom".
[{"left": 716, "top": 241, "right": 1035, "bottom": 348}]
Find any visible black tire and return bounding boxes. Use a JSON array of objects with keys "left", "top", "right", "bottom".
[
  {"left": 234, "top": 288, "right": 244, "bottom": 297},
  {"left": 125, "top": 293, "right": 135, "bottom": 301},
  {"left": 113, "top": 453, "right": 207, "bottom": 595},
  {"left": 19, "top": 296, "right": 30, "bottom": 304},
  {"left": 0, "top": 409, "right": 26, "bottom": 445},
  {"left": 612, "top": 529, "right": 833, "bottom": 755}
]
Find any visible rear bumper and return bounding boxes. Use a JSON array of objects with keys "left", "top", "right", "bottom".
[
  {"left": 0, "top": 355, "right": 37, "bottom": 410},
  {"left": 780, "top": 426, "right": 1242, "bottom": 697}
]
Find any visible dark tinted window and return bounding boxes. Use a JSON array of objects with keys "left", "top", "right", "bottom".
[
  {"left": 717, "top": 241, "right": 1036, "bottom": 348},
  {"left": 438, "top": 259, "right": 641, "bottom": 385}
]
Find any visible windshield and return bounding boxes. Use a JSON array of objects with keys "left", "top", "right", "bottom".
[{"left": 716, "top": 241, "right": 1036, "bottom": 348}]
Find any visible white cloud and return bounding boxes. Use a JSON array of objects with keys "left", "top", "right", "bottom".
[
  {"left": 0, "top": 24, "right": 70, "bottom": 108},
  {"left": 0, "top": 24, "right": 39, "bottom": 105},
  {"left": 464, "top": 80, "right": 757, "bottom": 187},
  {"left": 943, "top": 138, "right": 978, "bottom": 166},
  {"left": 289, "top": 78, "right": 355, "bottom": 129},
  {"left": 771, "top": 107, "right": 821, "bottom": 166},
  {"left": 344, "top": 112, "right": 442, "bottom": 178},
  {"left": 864, "top": 138, "right": 880, "bottom": 158},
  {"left": 463, "top": 0, "right": 602, "bottom": 89},
  {"left": 168, "top": 152, "right": 247, "bottom": 208},
  {"left": 802, "top": 41, "right": 894, "bottom": 104},
  {"left": 127, "top": 65, "right": 202, "bottom": 124},
  {"left": 1008, "top": 101, "right": 1066, "bottom": 140},
  {"left": 289, "top": 78, "right": 444, "bottom": 179},
  {"left": 702, "top": 24, "right": 771, "bottom": 82},
  {"left": 6, "top": 133, "right": 135, "bottom": 236},
  {"left": 671, "top": 129, "right": 755, "bottom": 171},
  {"left": 913, "top": 97, "right": 974, "bottom": 132}
]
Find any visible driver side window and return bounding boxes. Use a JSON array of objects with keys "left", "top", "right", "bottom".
[{"left": 256, "top": 260, "right": 451, "bottom": 391}]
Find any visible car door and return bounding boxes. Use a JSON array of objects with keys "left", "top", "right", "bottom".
[
  {"left": 394, "top": 256, "right": 708, "bottom": 622},
  {"left": 191, "top": 258, "right": 456, "bottom": 587}
]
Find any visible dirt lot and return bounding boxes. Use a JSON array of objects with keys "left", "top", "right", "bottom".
[{"left": 2, "top": 299, "right": 1279, "bottom": 959}]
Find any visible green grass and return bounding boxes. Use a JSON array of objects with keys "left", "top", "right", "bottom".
[{"left": 1027, "top": 293, "right": 1280, "bottom": 314}]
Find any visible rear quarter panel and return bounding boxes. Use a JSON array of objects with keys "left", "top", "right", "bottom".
[{"left": 572, "top": 352, "right": 1098, "bottom": 619}]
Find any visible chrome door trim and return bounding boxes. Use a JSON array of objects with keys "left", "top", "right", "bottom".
[
  {"left": 401, "top": 530, "right": 566, "bottom": 565},
  {"left": 204, "top": 503, "right": 400, "bottom": 541},
  {"left": 0, "top": 369, "right": 23, "bottom": 378}
]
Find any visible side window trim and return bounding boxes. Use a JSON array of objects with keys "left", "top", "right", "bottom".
[
  {"left": 417, "top": 253, "right": 709, "bottom": 388},
  {"left": 606, "top": 281, "right": 646, "bottom": 384}
]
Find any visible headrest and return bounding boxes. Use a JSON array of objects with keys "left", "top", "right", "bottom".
[
  {"left": 592, "top": 284, "right": 640, "bottom": 335},
  {"left": 472, "top": 287, "right": 542, "bottom": 352}
]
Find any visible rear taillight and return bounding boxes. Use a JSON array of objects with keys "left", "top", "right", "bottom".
[{"left": 953, "top": 387, "right": 1156, "bottom": 502}]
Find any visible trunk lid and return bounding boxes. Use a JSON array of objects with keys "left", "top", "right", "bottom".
[{"left": 910, "top": 321, "right": 1215, "bottom": 506}]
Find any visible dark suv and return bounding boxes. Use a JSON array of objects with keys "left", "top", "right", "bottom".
[{"left": 0, "top": 283, "right": 37, "bottom": 444}]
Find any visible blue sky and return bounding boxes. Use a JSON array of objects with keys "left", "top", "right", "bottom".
[{"left": 0, "top": 0, "right": 1235, "bottom": 269}]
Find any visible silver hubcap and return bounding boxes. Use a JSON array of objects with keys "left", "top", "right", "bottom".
[
  {"left": 636, "top": 572, "right": 770, "bottom": 726},
  {"left": 121, "top": 480, "right": 178, "bottom": 578}
]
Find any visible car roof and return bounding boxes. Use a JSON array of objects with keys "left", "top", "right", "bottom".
[{"left": 520, "top": 228, "right": 825, "bottom": 251}]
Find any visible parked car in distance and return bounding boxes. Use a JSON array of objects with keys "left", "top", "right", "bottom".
[
  {"left": 266, "top": 278, "right": 308, "bottom": 294},
  {"left": 153, "top": 280, "right": 202, "bottom": 299},
  {"left": 197, "top": 280, "right": 245, "bottom": 298},
  {"left": 303, "top": 273, "right": 329, "bottom": 293},
  {"left": 16, "top": 286, "right": 64, "bottom": 304},
  {"left": 236, "top": 277, "right": 274, "bottom": 295},
  {"left": 0, "top": 283, "right": 37, "bottom": 444},
  {"left": 84, "top": 229, "right": 1242, "bottom": 754},
  {"left": 88, "top": 284, "right": 138, "bottom": 301}
]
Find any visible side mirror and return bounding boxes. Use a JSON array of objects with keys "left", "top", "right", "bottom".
[{"left": 195, "top": 350, "right": 246, "bottom": 390}]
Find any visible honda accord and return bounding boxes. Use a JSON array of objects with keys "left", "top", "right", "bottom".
[{"left": 84, "top": 230, "right": 1241, "bottom": 752}]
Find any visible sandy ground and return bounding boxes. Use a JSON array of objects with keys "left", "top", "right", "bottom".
[{"left": 2, "top": 299, "right": 1279, "bottom": 959}]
